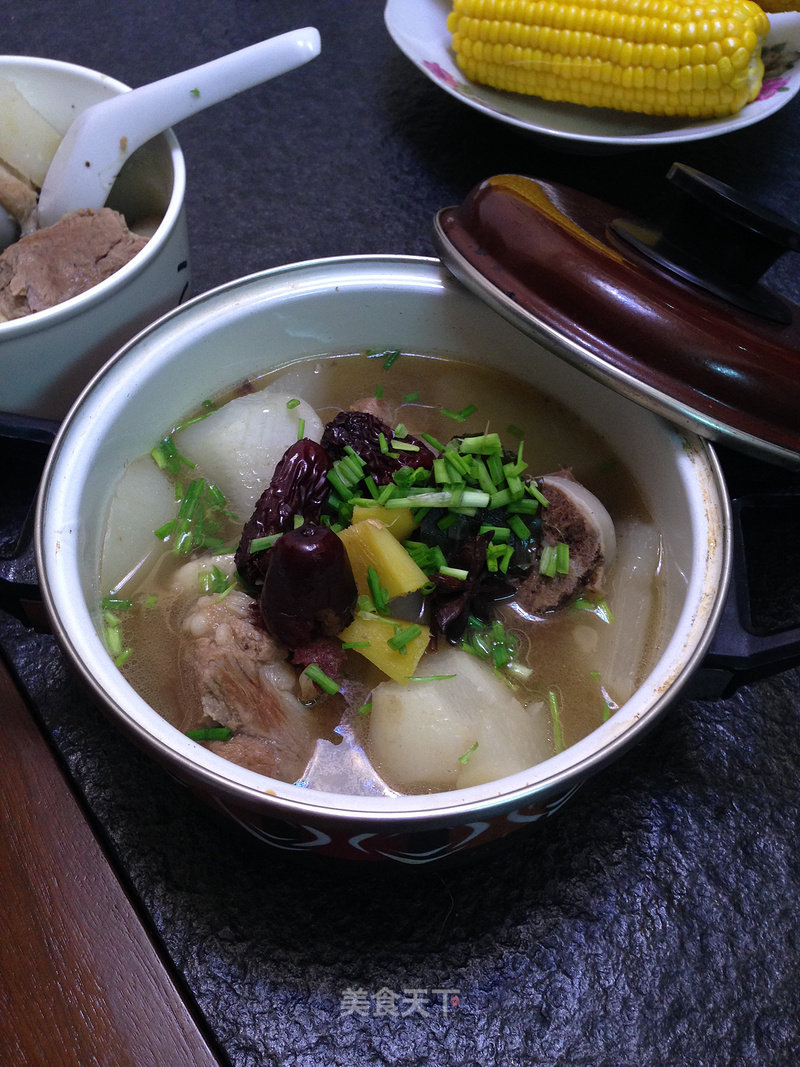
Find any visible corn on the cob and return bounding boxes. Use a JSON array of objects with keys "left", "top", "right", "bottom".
[{"left": 447, "top": 0, "right": 771, "bottom": 118}]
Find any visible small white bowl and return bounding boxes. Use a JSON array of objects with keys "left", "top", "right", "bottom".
[{"left": 0, "top": 56, "right": 189, "bottom": 420}]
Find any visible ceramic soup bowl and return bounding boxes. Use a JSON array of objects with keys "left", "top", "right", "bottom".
[{"left": 35, "top": 255, "right": 731, "bottom": 864}]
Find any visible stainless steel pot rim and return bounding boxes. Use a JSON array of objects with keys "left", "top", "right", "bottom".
[{"left": 35, "top": 254, "right": 732, "bottom": 823}]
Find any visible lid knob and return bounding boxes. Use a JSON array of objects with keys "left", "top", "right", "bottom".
[{"left": 610, "top": 163, "right": 800, "bottom": 324}]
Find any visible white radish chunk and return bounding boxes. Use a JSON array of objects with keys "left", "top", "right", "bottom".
[
  {"left": 0, "top": 76, "right": 61, "bottom": 187},
  {"left": 176, "top": 391, "right": 323, "bottom": 520},
  {"left": 368, "top": 647, "right": 552, "bottom": 792},
  {"left": 591, "top": 520, "right": 663, "bottom": 705},
  {"left": 101, "top": 455, "right": 176, "bottom": 594}
]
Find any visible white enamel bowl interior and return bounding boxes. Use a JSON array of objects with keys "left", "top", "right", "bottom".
[
  {"left": 0, "top": 55, "right": 188, "bottom": 419},
  {"left": 36, "top": 256, "right": 730, "bottom": 830}
]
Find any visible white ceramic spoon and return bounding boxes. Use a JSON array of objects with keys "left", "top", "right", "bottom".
[{"left": 34, "top": 27, "right": 320, "bottom": 230}]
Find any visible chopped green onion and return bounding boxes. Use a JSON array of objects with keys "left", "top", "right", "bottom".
[
  {"left": 367, "top": 566, "right": 390, "bottom": 615},
  {"left": 403, "top": 391, "right": 419, "bottom": 402},
  {"left": 539, "top": 544, "right": 558, "bottom": 578},
  {"left": 420, "top": 432, "right": 445, "bottom": 452},
  {"left": 572, "top": 597, "right": 615, "bottom": 624},
  {"left": 383, "top": 350, "right": 401, "bottom": 369},
  {"left": 386, "top": 489, "right": 489, "bottom": 510},
  {"left": 286, "top": 398, "right": 301, "bottom": 409},
  {"left": 342, "top": 640, "right": 371, "bottom": 650},
  {"left": 439, "top": 565, "right": 468, "bottom": 581},
  {"left": 408, "top": 674, "right": 457, "bottom": 682},
  {"left": 145, "top": 593, "right": 158, "bottom": 610},
  {"left": 186, "top": 727, "right": 233, "bottom": 742},
  {"left": 507, "top": 499, "right": 540, "bottom": 515},
  {"left": 249, "top": 533, "right": 282, "bottom": 553},
  {"left": 358, "top": 701, "right": 373, "bottom": 716},
  {"left": 549, "top": 689, "right": 564, "bottom": 753},
  {"left": 101, "top": 597, "right": 132, "bottom": 611},
  {"left": 526, "top": 482, "right": 550, "bottom": 507},
  {"left": 458, "top": 741, "right": 479, "bottom": 764},
  {"left": 556, "top": 541, "right": 570, "bottom": 574},
  {"left": 304, "top": 663, "right": 341, "bottom": 695},
  {"left": 459, "top": 432, "right": 501, "bottom": 455},
  {"left": 480, "top": 524, "right": 510, "bottom": 543},
  {"left": 297, "top": 418, "right": 305, "bottom": 440},
  {"left": 387, "top": 624, "right": 422, "bottom": 652},
  {"left": 374, "top": 385, "right": 385, "bottom": 399},
  {"left": 198, "top": 564, "right": 231, "bottom": 595},
  {"left": 151, "top": 436, "right": 194, "bottom": 475},
  {"left": 508, "top": 514, "right": 531, "bottom": 541}
]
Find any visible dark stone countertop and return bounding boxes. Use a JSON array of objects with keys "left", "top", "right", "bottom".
[{"left": 2, "top": 3, "right": 800, "bottom": 1065}]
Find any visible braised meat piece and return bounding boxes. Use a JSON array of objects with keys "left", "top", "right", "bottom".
[
  {"left": 179, "top": 589, "right": 316, "bottom": 781},
  {"left": 0, "top": 207, "right": 147, "bottom": 320}
]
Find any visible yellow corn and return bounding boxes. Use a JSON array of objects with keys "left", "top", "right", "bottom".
[{"left": 447, "top": 0, "right": 771, "bottom": 118}]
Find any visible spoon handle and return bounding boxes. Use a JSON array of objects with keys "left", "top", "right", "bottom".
[{"left": 37, "top": 27, "right": 321, "bottom": 228}]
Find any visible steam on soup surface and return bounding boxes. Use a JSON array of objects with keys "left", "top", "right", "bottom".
[{"left": 100, "top": 351, "right": 665, "bottom": 795}]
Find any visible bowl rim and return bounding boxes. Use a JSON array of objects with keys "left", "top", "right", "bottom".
[
  {"left": 0, "top": 54, "right": 186, "bottom": 334},
  {"left": 35, "top": 254, "right": 733, "bottom": 827}
]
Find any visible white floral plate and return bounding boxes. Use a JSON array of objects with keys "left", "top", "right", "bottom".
[{"left": 384, "top": 0, "right": 800, "bottom": 149}]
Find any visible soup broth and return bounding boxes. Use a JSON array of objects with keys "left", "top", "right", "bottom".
[{"left": 101, "top": 351, "right": 665, "bottom": 794}]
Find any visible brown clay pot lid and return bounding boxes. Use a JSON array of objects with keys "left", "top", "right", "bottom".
[{"left": 433, "top": 165, "right": 800, "bottom": 469}]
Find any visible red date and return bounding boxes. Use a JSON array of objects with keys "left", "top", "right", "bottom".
[
  {"left": 235, "top": 439, "right": 332, "bottom": 589},
  {"left": 321, "top": 410, "right": 433, "bottom": 484},
  {"left": 260, "top": 523, "right": 357, "bottom": 649}
]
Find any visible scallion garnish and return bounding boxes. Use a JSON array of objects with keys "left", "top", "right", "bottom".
[
  {"left": 249, "top": 533, "right": 282, "bottom": 553},
  {"left": 198, "top": 564, "right": 231, "bottom": 595},
  {"left": 101, "top": 597, "right": 132, "bottom": 611},
  {"left": 439, "top": 566, "right": 469, "bottom": 581},
  {"left": 549, "top": 689, "right": 564, "bottom": 753},
  {"left": 286, "top": 398, "right": 301, "bottom": 409},
  {"left": 556, "top": 541, "right": 570, "bottom": 574},
  {"left": 151, "top": 436, "right": 194, "bottom": 475},
  {"left": 303, "top": 663, "right": 341, "bottom": 695},
  {"left": 186, "top": 727, "right": 233, "bottom": 742},
  {"left": 459, "top": 432, "right": 501, "bottom": 455},
  {"left": 420, "top": 432, "right": 445, "bottom": 452},
  {"left": 382, "top": 350, "right": 401, "bottom": 369},
  {"left": 539, "top": 544, "right": 558, "bottom": 578},
  {"left": 508, "top": 514, "right": 531, "bottom": 541},
  {"left": 458, "top": 741, "right": 479, "bottom": 764},
  {"left": 387, "top": 624, "right": 422, "bottom": 652},
  {"left": 367, "top": 566, "right": 391, "bottom": 615}
]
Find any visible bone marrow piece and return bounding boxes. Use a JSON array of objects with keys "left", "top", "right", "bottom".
[{"left": 516, "top": 472, "right": 616, "bottom": 615}]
